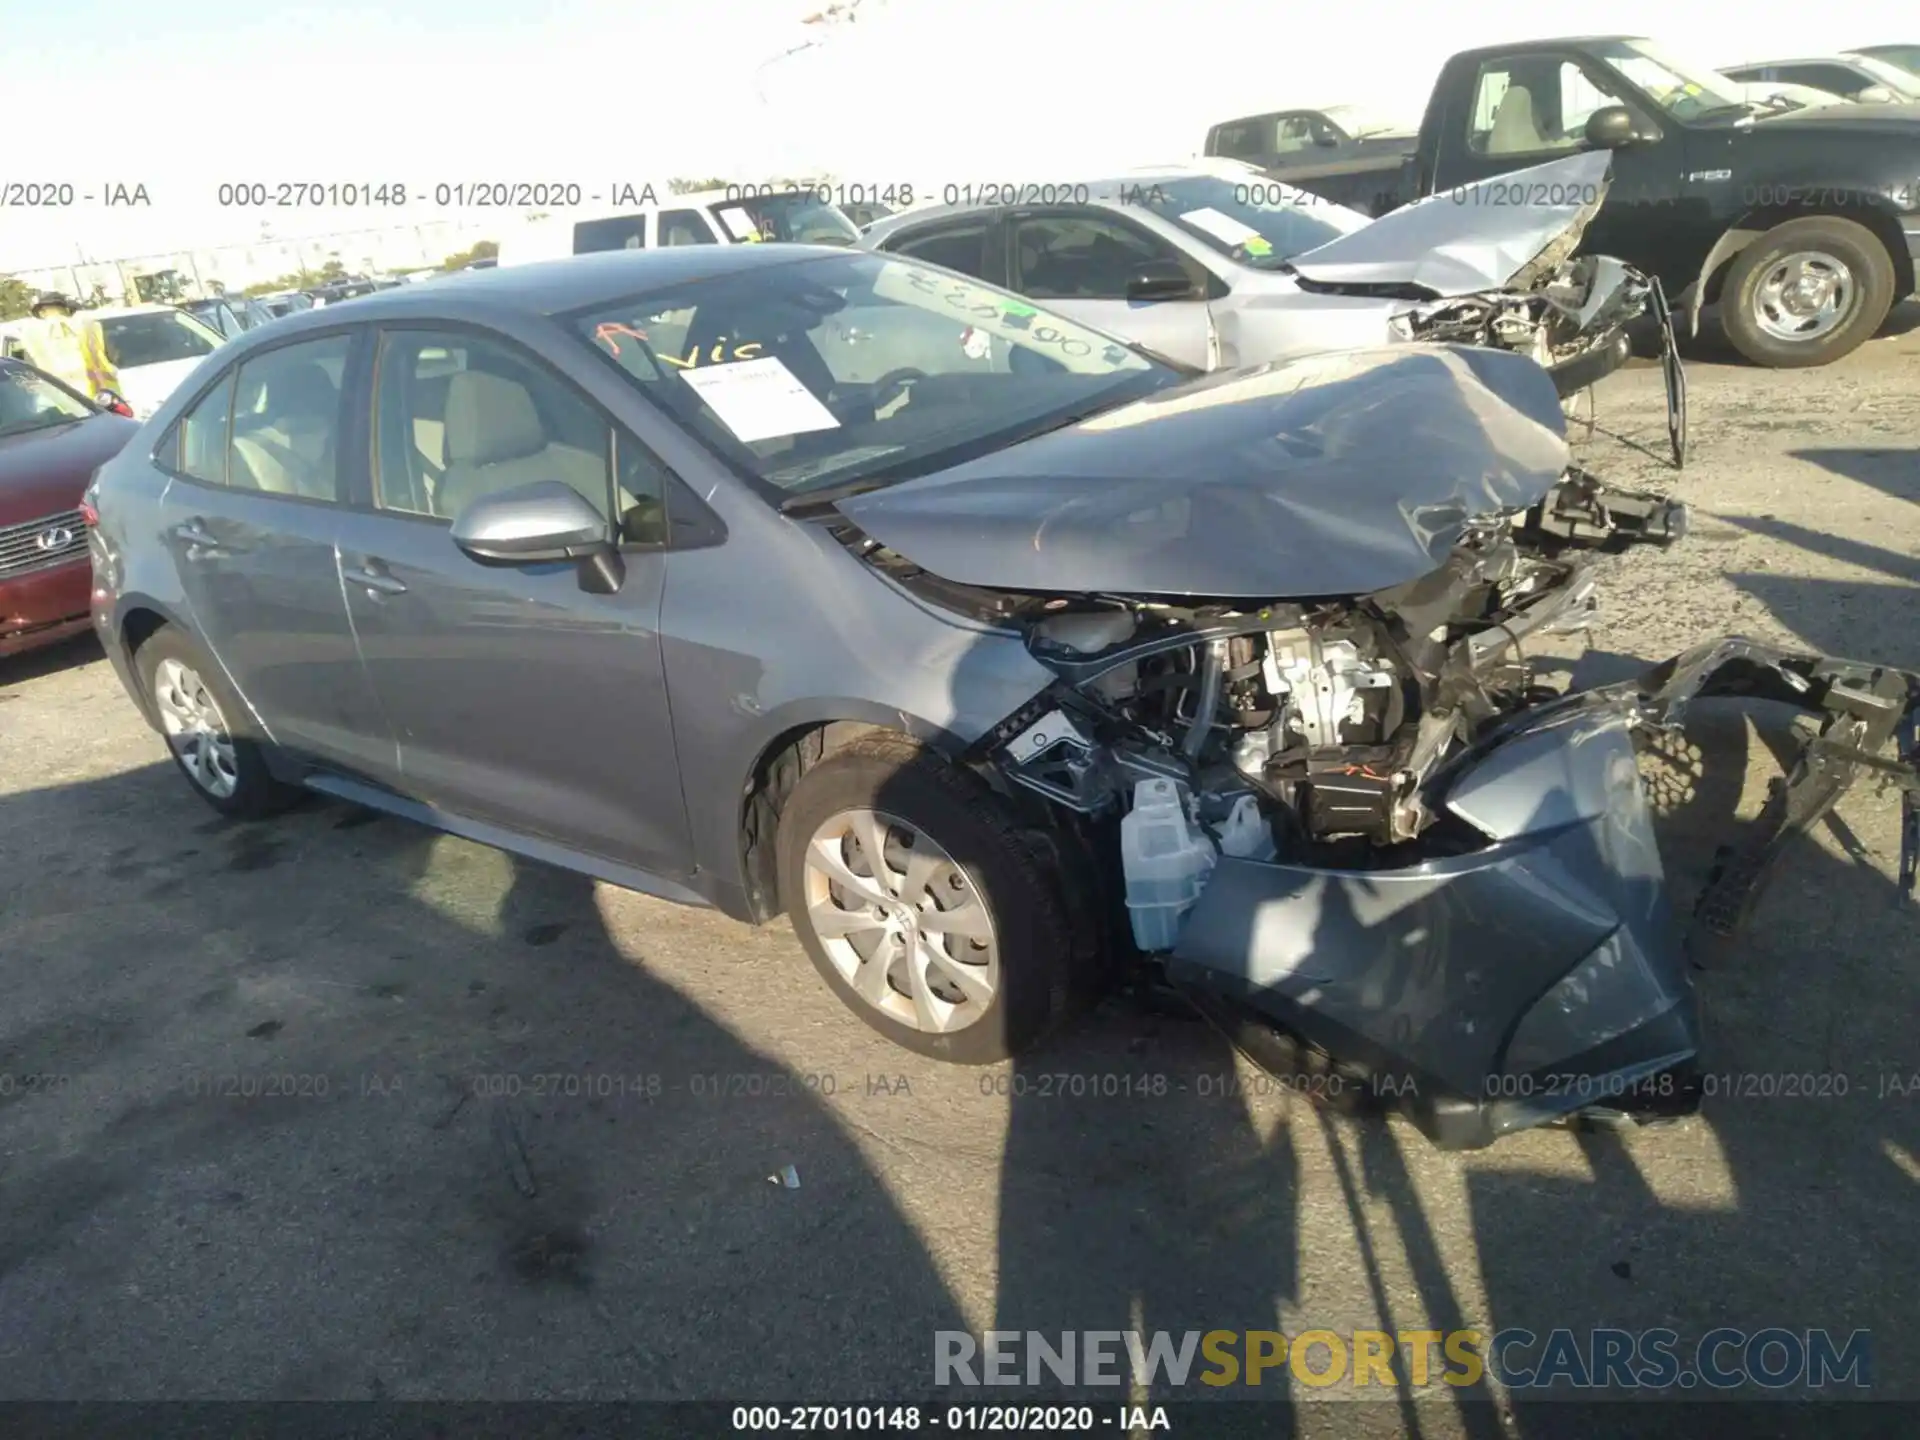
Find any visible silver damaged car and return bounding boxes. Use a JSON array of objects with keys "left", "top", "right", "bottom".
[{"left": 86, "top": 246, "right": 1916, "bottom": 1148}]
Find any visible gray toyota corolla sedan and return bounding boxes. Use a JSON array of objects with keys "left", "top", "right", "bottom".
[{"left": 86, "top": 245, "right": 1920, "bottom": 1148}]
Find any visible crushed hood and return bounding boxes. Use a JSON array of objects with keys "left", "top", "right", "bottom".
[
  {"left": 1284, "top": 150, "right": 1613, "bottom": 296},
  {"left": 834, "top": 344, "right": 1571, "bottom": 600}
]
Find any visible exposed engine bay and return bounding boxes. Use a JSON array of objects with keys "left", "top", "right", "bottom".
[
  {"left": 987, "top": 467, "right": 1688, "bottom": 856},
  {"left": 1392, "top": 254, "right": 1652, "bottom": 391},
  {"left": 826, "top": 343, "right": 1913, "bottom": 1148}
]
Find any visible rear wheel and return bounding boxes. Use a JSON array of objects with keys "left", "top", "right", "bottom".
[
  {"left": 776, "top": 734, "right": 1075, "bottom": 1063},
  {"left": 136, "top": 628, "right": 301, "bottom": 820},
  {"left": 1719, "top": 216, "right": 1896, "bottom": 368}
]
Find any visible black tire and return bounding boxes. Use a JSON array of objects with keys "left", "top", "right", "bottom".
[
  {"left": 1718, "top": 215, "right": 1896, "bottom": 368},
  {"left": 775, "top": 733, "right": 1075, "bottom": 1064},
  {"left": 135, "top": 626, "right": 301, "bottom": 820}
]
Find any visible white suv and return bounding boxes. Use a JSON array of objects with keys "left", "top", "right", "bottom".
[{"left": 496, "top": 187, "right": 861, "bottom": 267}]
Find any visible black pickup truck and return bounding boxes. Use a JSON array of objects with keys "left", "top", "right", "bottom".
[{"left": 1245, "top": 36, "right": 1920, "bottom": 367}]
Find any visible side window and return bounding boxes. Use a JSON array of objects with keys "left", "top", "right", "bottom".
[
  {"left": 1274, "top": 115, "right": 1318, "bottom": 153},
  {"left": 174, "top": 372, "right": 237, "bottom": 485},
  {"left": 225, "top": 335, "right": 351, "bottom": 501},
  {"left": 1555, "top": 62, "right": 1630, "bottom": 141},
  {"left": 1784, "top": 65, "right": 1870, "bottom": 96},
  {"left": 1209, "top": 120, "right": 1266, "bottom": 161},
  {"left": 572, "top": 214, "right": 647, "bottom": 253},
  {"left": 372, "top": 328, "right": 665, "bottom": 538},
  {"left": 889, "top": 221, "right": 993, "bottom": 280},
  {"left": 1010, "top": 211, "right": 1193, "bottom": 301},
  {"left": 1468, "top": 59, "right": 1605, "bottom": 155},
  {"left": 658, "top": 209, "right": 718, "bottom": 247}
]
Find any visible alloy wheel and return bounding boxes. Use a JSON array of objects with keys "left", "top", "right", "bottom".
[
  {"left": 1751, "top": 250, "right": 1854, "bottom": 343},
  {"left": 152, "top": 657, "right": 240, "bottom": 799},
  {"left": 801, "top": 808, "right": 999, "bottom": 1034}
]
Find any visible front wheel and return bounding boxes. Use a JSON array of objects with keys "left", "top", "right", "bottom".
[
  {"left": 1718, "top": 216, "right": 1896, "bottom": 368},
  {"left": 775, "top": 734, "right": 1075, "bottom": 1063}
]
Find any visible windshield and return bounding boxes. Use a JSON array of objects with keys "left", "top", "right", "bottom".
[
  {"left": 1591, "top": 39, "right": 1751, "bottom": 118},
  {"left": 1321, "top": 103, "right": 1414, "bottom": 138},
  {"left": 574, "top": 250, "right": 1174, "bottom": 500},
  {"left": 1120, "top": 174, "right": 1369, "bottom": 269},
  {"left": 101, "top": 311, "right": 220, "bottom": 367},
  {"left": 1850, "top": 54, "right": 1920, "bottom": 95},
  {"left": 0, "top": 363, "right": 94, "bottom": 437},
  {"left": 1859, "top": 45, "right": 1920, "bottom": 74},
  {"left": 708, "top": 194, "right": 861, "bottom": 247}
]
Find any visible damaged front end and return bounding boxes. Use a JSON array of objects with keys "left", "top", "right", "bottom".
[
  {"left": 1285, "top": 149, "right": 1688, "bottom": 466},
  {"left": 972, "top": 508, "right": 1918, "bottom": 1148},
  {"left": 827, "top": 344, "right": 1914, "bottom": 1147}
]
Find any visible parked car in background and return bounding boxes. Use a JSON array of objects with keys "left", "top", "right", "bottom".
[
  {"left": 1723, "top": 53, "right": 1920, "bottom": 104},
  {"left": 1, "top": 358, "right": 140, "bottom": 659},
  {"left": 862, "top": 151, "right": 1684, "bottom": 461},
  {"left": 840, "top": 201, "right": 896, "bottom": 230},
  {"left": 84, "top": 247, "right": 1920, "bottom": 1146},
  {"left": 0, "top": 305, "right": 225, "bottom": 419},
  {"left": 257, "top": 291, "right": 317, "bottom": 319},
  {"left": 1259, "top": 35, "right": 1920, "bottom": 368},
  {"left": 315, "top": 278, "right": 386, "bottom": 305},
  {"left": 1726, "top": 79, "right": 1855, "bottom": 113},
  {"left": 183, "top": 296, "right": 280, "bottom": 340},
  {"left": 496, "top": 188, "right": 861, "bottom": 266},
  {"left": 1722, "top": 53, "right": 1920, "bottom": 104},
  {"left": 1853, "top": 43, "right": 1920, "bottom": 74},
  {"left": 1204, "top": 104, "right": 1418, "bottom": 214}
]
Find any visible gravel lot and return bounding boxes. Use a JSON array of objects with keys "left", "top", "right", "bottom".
[{"left": 2, "top": 313, "right": 1917, "bottom": 1430}]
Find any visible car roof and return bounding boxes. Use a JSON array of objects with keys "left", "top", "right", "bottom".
[
  {"left": 861, "top": 167, "right": 1258, "bottom": 242},
  {"left": 1727, "top": 55, "right": 1873, "bottom": 67},
  {"left": 88, "top": 303, "right": 185, "bottom": 318},
  {"left": 215, "top": 244, "right": 852, "bottom": 335}
]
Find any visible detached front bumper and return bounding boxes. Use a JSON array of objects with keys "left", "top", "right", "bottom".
[{"left": 1168, "top": 638, "right": 1920, "bottom": 1149}]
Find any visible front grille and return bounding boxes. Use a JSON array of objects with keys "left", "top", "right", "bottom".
[{"left": 0, "top": 508, "right": 89, "bottom": 580}]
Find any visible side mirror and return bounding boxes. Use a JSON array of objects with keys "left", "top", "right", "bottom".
[
  {"left": 1126, "top": 259, "right": 1199, "bottom": 303},
  {"left": 1856, "top": 85, "right": 1895, "bottom": 104},
  {"left": 451, "top": 480, "right": 626, "bottom": 593},
  {"left": 1583, "top": 105, "right": 1639, "bottom": 149},
  {"left": 95, "top": 389, "right": 134, "bottom": 418},
  {"left": 1312, "top": 127, "right": 1340, "bottom": 148}
]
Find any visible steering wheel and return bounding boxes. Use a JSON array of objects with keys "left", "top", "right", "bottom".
[{"left": 869, "top": 367, "right": 927, "bottom": 409}]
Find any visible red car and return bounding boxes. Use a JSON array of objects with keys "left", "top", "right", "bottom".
[{"left": 0, "top": 358, "right": 139, "bottom": 660}]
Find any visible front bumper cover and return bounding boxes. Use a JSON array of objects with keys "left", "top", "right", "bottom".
[{"left": 1168, "top": 638, "right": 1920, "bottom": 1149}]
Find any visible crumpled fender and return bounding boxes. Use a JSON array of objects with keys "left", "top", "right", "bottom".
[{"left": 1168, "top": 636, "right": 1920, "bottom": 1148}]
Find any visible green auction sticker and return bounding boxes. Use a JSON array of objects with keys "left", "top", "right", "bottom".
[
  {"left": 1243, "top": 236, "right": 1273, "bottom": 256},
  {"left": 1002, "top": 301, "right": 1038, "bottom": 317}
]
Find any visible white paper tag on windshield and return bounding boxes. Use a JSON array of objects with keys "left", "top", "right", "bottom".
[
  {"left": 714, "top": 206, "right": 760, "bottom": 241},
  {"left": 678, "top": 356, "right": 840, "bottom": 444},
  {"left": 1178, "top": 207, "right": 1263, "bottom": 248}
]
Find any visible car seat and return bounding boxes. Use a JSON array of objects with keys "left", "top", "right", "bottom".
[
  {"left": 1486, "top": 86, "right": 1548, "bottom": 154},
  {"left": 436, "top": 370, "right": 641, "bottom": 522}
]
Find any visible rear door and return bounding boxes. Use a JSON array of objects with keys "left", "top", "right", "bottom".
[
  {"left": 328, "top": 324, "right": 693, "bottom": 875},
  {"left": 155, "top": 328, "right": 397, "bottom": 778},
  {"left": 1005, "top": 206, "right": 1216, "bottom": 369}
]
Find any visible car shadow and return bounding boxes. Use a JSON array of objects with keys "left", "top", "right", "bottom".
[
  {"left": 0, "top": 760, "right": 967, "bottom": 1399},
  {"left": 1786, "top": 446, "right": 1920, "bottom": 506},
  {"left": 0, "top": 630, "right": 102, "bottom": 688}
]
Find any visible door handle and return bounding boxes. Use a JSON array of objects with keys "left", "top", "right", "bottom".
[
  {"left": 172, "top": 519, "right": 226, "bottom": 556},
  {"left": 343, "top": 563, "right": 408, "bottom": 596}
]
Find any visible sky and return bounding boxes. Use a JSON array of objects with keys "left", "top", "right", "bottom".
[{"left": 1, "top": 0, "right": 1913, "bottom": 270}]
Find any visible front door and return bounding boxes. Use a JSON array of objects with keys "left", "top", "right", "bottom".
[
  {"left": 1006, "top": 207, "right": 1217, "bottom": 370},
  {"left": 157, "top": 330, "right": 396, "bottom": 778},
  {"left": 332, "top": 325, "right": 694, "bottom": 876}
]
